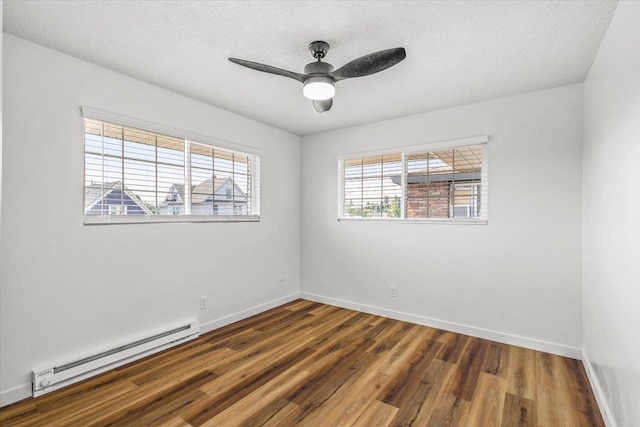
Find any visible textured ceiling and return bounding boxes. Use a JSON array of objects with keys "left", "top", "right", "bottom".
[{"left": 3, "top": 1, "right": 617, "bottom": 136}]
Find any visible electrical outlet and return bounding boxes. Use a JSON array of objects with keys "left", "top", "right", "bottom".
[
  {"left": 389, "top": 286, "right": 397, "bottom": 297},
  {"left": 200, "top": 296, "right": 207, "bottom": 310}
]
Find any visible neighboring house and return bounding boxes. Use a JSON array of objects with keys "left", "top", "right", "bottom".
[
  {"left": 84, "top": 181, "right": 153, "bottom": 215},
  {"left": 159, "top": 177, "right": 248, "bottom": 215}
]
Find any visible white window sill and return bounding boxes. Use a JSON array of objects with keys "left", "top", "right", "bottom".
[
  {"left": 84, "top": 214, "right": 260, "bottom": 225},
  {"left": 337, "top": 217, "right": 488, "bottom": 225}
]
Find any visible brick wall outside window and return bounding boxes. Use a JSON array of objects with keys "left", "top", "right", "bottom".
[{"left": 406, "top": 181, "right": 451, "bottom": 218}]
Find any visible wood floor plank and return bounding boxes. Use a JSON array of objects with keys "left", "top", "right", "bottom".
[
  {"left": 501, "top": 393, "right": 537, "bottom": 427},
  {"left": 156, "top": 417, "right": 192, "bottom": 427},
  {"left": 367, "top": 320, "right": 415, "bottom": 357},
  {"left": 255, "top": 310, "right": 318, "bottom": 336},
  {"left": 536, "top": 353, "right": 605, "bottom": 427},
  {"left": 536, "top": 351, "right": 578, "bottom": 427},
  {"left": 482, "top": 340, "right": 510, "bottom": 378},
  {"left": 258, "top": 400, "right": 304, "bottom": 427},
  {"left": 295, "top": 370, "right": 390, "bottom": 427},
  {"left": 408, "top": 359, "right": 457, "bottom": 426},
  {"left": 506, "top": 345, "right": 537, "bottom": 400},
  {"left": 376, "top": 324, "right": 433, "bottom": 376},
  {"left": 129, "top": 347, "right": 233, "bottom": 387},
  {"left": 304, "top": 311, "right": 376, "bottom": 350},
  {"left": 235, "top": 397, "right": 293, "bottom": 427},
  {"left": 446, "top": 336, "right": 489, "bottom": 401},
  {"left": 296, "top": 332, "right": 375, "bottom": 374},
  {"left": 352, "top": 399, "right": 399, "bottom": 427},
  {"left": 207, "top": 327, "right": 264, "bottom": 352},
  {"left": 200, "top": 367, "right": 310, "bottom": 426},
  {"left": 424, "top": 392, "right": 471, "bottom": 426},
  {"left": 204, "top": 316, "right": 318, "bottom": 376},
  {"left": 563, "top": 357, "right": 606, "bottom": 427},
  {"left": 463, "top": 372, "right": 507, "bottom": 426},
  {"left": 29, "top": 380, "right": 138, "bottom": 425},
  {"left": 185, "top": 346, "right": 315, "bottom": 425},
  {"left": 200, "top": 304, "right": 301, "bottom": 343},
  {"left": 298, "top": 306, "right": 360, "bottom": 339},
  {"left": 285, "top": 341, "right": 376, "bottom": 416},
  {"left": 307, "top": 302, "right": 343, "bottom": 317},
  {"left": 435, "top": 331, "right": 470, "bottom": 363},
  {"left": 103, "top": 387, "right": 210, "bottom": 427},
  {"left": 57, "top": 370, "right": 215, "bottom": 426},
  {"left": 0, "top": 401, "right": 40, "bottom": 426},
  {"left": 0, "top": 300, "right": 606, "bottom": 427},
  {"left": 377, "top": 338, "right": 442, "bottom": 410},
  {"left": 284, "top": 299, "right": 321, "bottom": 312},
  {"left": 115, "top": 339, "right": 208, "bottom": 377}
]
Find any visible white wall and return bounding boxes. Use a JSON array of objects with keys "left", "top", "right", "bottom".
[
  {"left": 582, "top": 2, "right": 640, "bottom": 426},
  {"left": 0, "top": 3, "right": 4, "bottom": 320},
  {"left": 0, "top": 34, "right": 301, "bottom": 405},
  {"left": 301, "top": 84, "right": 584, "bottom": 356}
]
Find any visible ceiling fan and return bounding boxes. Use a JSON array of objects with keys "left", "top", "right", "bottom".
[{"left": 228, "top": 41, "right": 406, "bottom": 113}]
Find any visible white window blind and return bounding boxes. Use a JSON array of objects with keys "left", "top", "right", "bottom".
[
  {"left": 343, "top": 154, "right": 403, "bottom": 218},
  {"left": 338, "top": 137, "right": 488, "bottom": 223},
  {"left": 83, "top": 117, "right": 260, "bottom": 224}
]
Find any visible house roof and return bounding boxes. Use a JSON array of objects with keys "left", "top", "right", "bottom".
[
  {"left": 84, "top": 181, "right": 153, "bottom": 214},
  {"left": 85, "top": 181, "right": 119, "bottom": 210},
  {"left": 191, "top": 178, "right": 231, "bottom": 204},
  {"left": 165, "top": 177, "right": 246, "bottom": 204}
]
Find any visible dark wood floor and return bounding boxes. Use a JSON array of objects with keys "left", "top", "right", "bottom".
[{"left": 0, "top": 300, "right": 604, "bottom": 426}]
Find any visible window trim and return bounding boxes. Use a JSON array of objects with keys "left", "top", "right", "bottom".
[
  {"left": 337, "top": 135, "right": 489, "bottom": 224},
  {"left": 82, "top": 107, "right": 261, "bottom": 225}
]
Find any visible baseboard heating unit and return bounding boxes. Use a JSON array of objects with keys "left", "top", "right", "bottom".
[{"left": 32, "top": 320, "right": 199, "bottom": 397}]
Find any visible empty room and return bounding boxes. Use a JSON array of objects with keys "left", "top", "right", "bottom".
[{"left": 0, "top": 1, "right": 638, "bottom": 426}]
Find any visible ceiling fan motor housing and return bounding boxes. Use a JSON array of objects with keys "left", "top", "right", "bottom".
[{"left": 304, "top": 61, "right": 334, "bottom": 76}]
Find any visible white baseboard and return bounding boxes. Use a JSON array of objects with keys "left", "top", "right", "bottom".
[
  {"left": 0, "top": 383, "right": 32, "bottom": 408},
  {"left": 300, "top": 292, "right": 582, "bottom": 359},
  {"left": 200, "top": 292, "right": 301, "bottom": 334},
  {"left": 582, "top": 351, "right": 615, "bottom": 427}
]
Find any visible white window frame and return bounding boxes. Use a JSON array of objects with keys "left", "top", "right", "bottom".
[
  {"left": 337, "top": 135, "right": 488, "bottom": 224},
  {"left": 82, "top": 107, "right": 261, "bottom": 225}
]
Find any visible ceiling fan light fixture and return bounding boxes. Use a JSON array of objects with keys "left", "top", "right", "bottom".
[
  {"left": 229, "top": 42, "right": 406, "bottom": 112},
  {"left": 303, "top": 77, "right": 335, "bottom": 100}
]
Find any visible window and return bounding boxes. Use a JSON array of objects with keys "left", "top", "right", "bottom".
[
  {"left": 338, "top": 136, "right": 488, "bottom": 223},
  {"left": 109, "top": 205, "right": 127, "bottom": 215},
  {"left": 83, "top": 111, "right": 260, "bottom": 224}
]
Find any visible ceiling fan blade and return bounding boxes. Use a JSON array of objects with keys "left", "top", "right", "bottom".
[
  {"left": 313, "top": 98, "right": 333, "bottom": 113},
  {"left": 330, "top": 48, "right": 406, "bottom": 82},
  {"left": 228, "top": 58, "right": 305, "bottom": 83}
]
